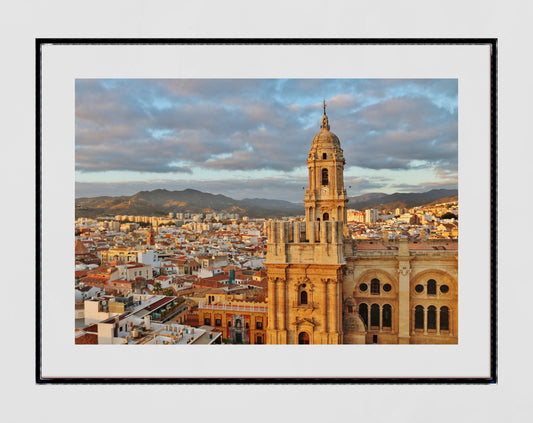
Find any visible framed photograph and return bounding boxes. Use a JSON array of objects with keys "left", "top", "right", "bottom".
[{"left": 37, "top": 39, "right": 496, "bottom": 382}]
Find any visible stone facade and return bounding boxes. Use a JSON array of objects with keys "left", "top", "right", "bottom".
[{"left": 265, "top": 105, "right": 458, "bottom": 344}]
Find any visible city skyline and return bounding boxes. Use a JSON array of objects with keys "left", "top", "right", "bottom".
[{"left": 76, "top": 79, "right": 458, "bottom": 202}]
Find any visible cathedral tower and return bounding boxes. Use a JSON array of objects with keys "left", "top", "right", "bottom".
[
  {"left": 304, "top": 101, "right": 348, "bottom": 232},
  {"left": 265, "top": 103, "right": 345, "bottom": 344}
]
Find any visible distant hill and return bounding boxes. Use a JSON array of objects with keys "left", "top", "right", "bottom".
[
  {"left": 348, "top": 189, "right": 458, "bottom": 211},
  {"left": 75, "top": 189, "right": 303, "bottom": 219},
  {"left": 75, "top": 188, "right": 457, "bottom": 219}
]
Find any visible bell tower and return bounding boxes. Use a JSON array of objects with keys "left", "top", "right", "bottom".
[
  {"left": 265, "top": 102, "right": 346, "bottom": 345},
  {"left": 304, "top": 101, "right": 348, "bottom": 235}
]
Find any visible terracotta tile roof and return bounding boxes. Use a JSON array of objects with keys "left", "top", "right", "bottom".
[
  {"left": 147, "top": 297, "right": 174, "bottom": 311},
  {"left": 75, "top": 333, "right": 98, "bottom": 344}
]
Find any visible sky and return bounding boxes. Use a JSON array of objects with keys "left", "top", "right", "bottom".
[{"left": 75, "top": 79, "right": 458, "bottom": 202}]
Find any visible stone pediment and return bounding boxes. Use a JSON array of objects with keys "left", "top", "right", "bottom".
[{"left": 292, "top": 317, "right": 317, "bottom": 328}]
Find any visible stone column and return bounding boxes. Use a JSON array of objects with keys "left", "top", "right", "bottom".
[
  {"left": 321, "top": 278, "right": 328, "bottom": 336},
  {"left": 280, "top": 221, "right": 286, "bottom": 243},
  {"left": 293, "top": 221, "right": 300, "bottom": 243},
  {"left": 398, "top": 259, "right": 411, "bottom": 344},
  {"left": 308, "top": 214, "right": 315, "bottom": 243},
  {"left": 328, "top": 279, "right": 338, "bottom": 343},
  {"left": 268, "top": 278, "right": 277, "bottom": 332},
  {"left": 278, "top": 279, "right": 287, "bottom": 344}
]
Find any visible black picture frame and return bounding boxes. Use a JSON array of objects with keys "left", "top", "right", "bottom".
[{"left": 36, "top": 38, "right": 497, "bottom": 384}]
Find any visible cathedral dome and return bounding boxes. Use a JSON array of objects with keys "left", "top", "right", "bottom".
[
  {"left": 308, "top": 103, "right": 344, "bottom": 158},
  {"left": 310, "top": 129, "right": 341, "bottom": 150}
]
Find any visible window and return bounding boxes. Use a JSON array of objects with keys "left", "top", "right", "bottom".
[
  {"left": 215, "top": 318, "right": 221, "bottom": 327},
  {"left": 228, "top": 321, "right": 232, "bottom": 327},
  {"left": 322, "top": 153, "right": 327, "bottom": 159},
  {"left": 245, "top": 322, "right": 249, "bottom": 329},
  {"left": 321, "top": 168, "right": 328, "bottom": 185},
  {"left": 383, "top": 283, "right": 392, "bottom": 292},
  {"left": 298, "top": 332, "right": 310, "bottom": 344},
  {"left": 371, "top": 278, "right": 380, "bottom": 295},
  {"left": 440, "top": 306, "right": 449, "bottom": 331},
  {"left": 370, "top": 304, "right": 380, "bottom": 328},
  {"left": 300, "top": 290, "right": 308, "bottom": 305},
  {"left": 382, "top": 304, "right": 392, "bottom": 328},
  {"left": 359, "top": 303, "right": 369, "bottom": 328},
  {"left": 415, "top": 284, "right": 424, "bottom": 293},
  {"left": 323, "top": 212, "right": 329, "bottom": 221},
  {"left": 204, "top": 317, "right": 211, "bottom": 325},
  {"left": 440, "top": 284, "right": 449, "bottom": 294},
  {"left": 347, "top": 305, "right": 353, "bottom": 313},
  {"left": 359, "top": 283, "right": 368, "bottom": 292},
  {"left": 256, "top": 321, "right": 263, "bottom": 329},
  {"left": 414, "top": 305, "right": 424, "bottom": 329},
  {"left": 427, "top": 306, "right": 437, "bottom": 330},
  {"left": 427, "top": 279, "right": 437, "bottom": 295},
  {"left": 256, "top": 336, "right": 263, "bottom": 344}
]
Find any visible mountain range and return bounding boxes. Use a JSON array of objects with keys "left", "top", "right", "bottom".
[{"left": 75, "top": 188, "right": 457, "bottom": 219}]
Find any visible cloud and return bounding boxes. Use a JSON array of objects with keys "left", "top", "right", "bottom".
[
  {"left": 336, "top": 96, "right": 458, "bottom": 171},
  {"left": 344, "top": 177, "right": 390, "bottom": 193},
  {"left": 75, "top": 79, "right": 458, "bottom": 196}
]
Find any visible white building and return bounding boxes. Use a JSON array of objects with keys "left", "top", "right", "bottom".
[
  {"left": 365, "top": 209, "right": 378, "bottom": 224},
  {"left": 138, "top": 249, "right": 160, "bottom": 270}
]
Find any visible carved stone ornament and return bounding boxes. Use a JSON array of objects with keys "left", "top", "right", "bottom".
[
  {"left": 398, "top": 263, "right": 411, "bottom": 276},
  {"left": 343, "top": 266, "right": 354, "bottom": 277}
]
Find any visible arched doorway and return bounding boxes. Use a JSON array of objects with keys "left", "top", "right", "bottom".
[{"left": 298, "top": 332, "right": 310, "bottom": 344}]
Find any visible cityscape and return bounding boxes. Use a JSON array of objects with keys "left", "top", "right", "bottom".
[{"left": 75, "top": 79, "right": 458, "bottom": 345}]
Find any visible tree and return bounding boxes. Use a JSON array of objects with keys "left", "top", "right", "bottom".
[
  {"left": 153, "top": 281, "right": 162, "bottom": 293},
  {"left": 162, "top": 287, "right": 174, "bottom": 296}
]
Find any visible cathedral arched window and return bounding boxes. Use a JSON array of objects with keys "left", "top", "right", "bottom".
[
  {"left": 359, "top": 303, "right": 368, "bottom": 328},
  {"left": 300, "top": 290, "right": 308, "bottom": 305},
  {"left": 371, "top": 278, "right": 380, "bottom": 295},
  {"left": 298, "top": 332, "right": 310, "bottom": 344},
  {"left": 427, "top": 306, "right": 437, "bottom": 330},
  {"left": 382, "top": 304, "right": 392, "bottom": 328},
  {"left": 370, "top": 304, "right": 380, "bottom": 328},
  {"left": 321, "top": 168, "right": 329, "bottom": 185},
  {"left": 415, "top": 305, "right": 424, "bottom": 329},
  {"left": 440, "top": 306, "right": 449, "bottom": 331},
  {"left": 322, "top": 153, "right": 327, "bottom": 159},
  {"left": 323, "top": 212, "right": 329, "bottom": 221},
  {"left": 427, "top": 279, "right": 437, "bottom": 295}
]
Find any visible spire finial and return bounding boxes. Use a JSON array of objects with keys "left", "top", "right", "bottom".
[{"left": 321, "top": 99, "right": 330, "bottom": 131}]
